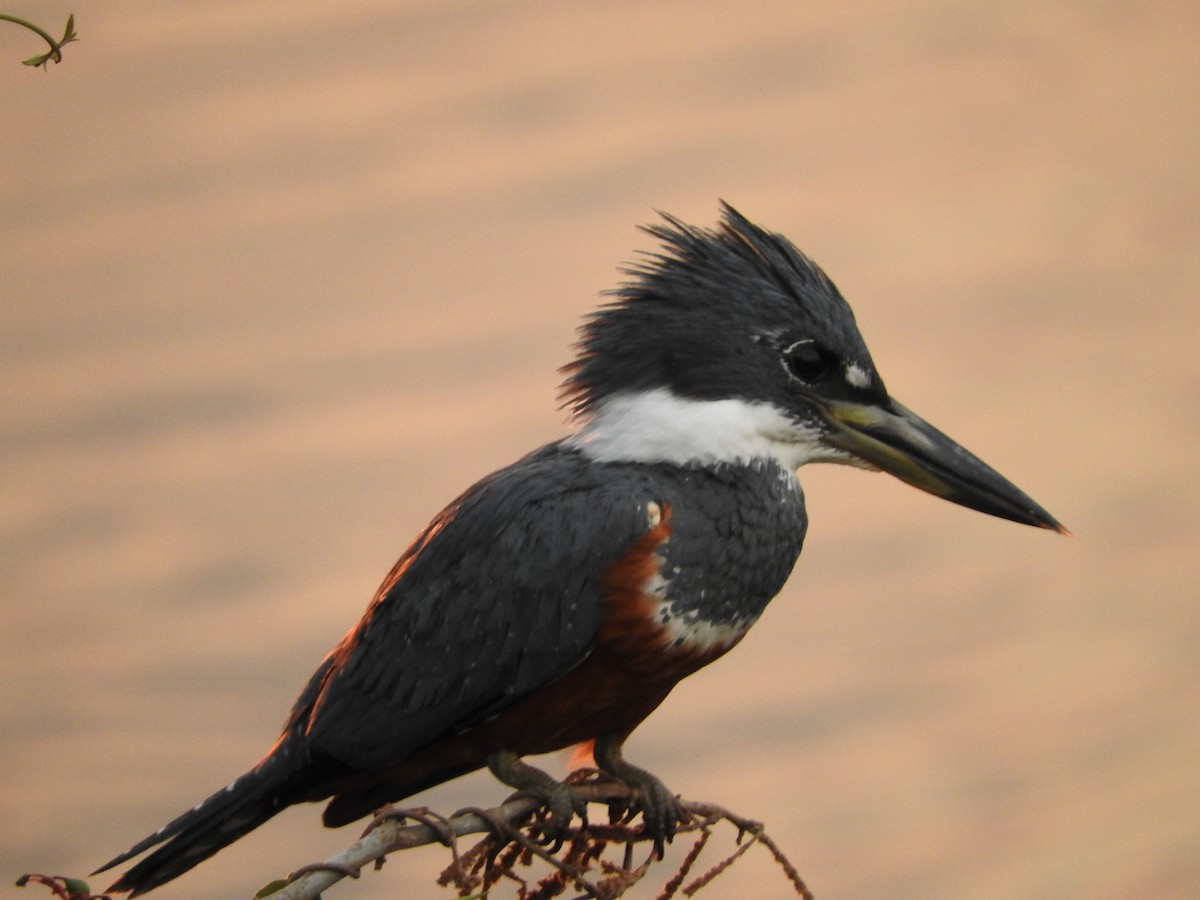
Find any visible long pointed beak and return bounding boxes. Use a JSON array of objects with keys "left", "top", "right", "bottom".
[{"left": 820, "top": 397, "right": 1067, "bottom": 533}]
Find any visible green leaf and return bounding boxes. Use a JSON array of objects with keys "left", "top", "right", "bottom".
[{"left": 255, "top": 879, "right": 290, "bottom": 898}]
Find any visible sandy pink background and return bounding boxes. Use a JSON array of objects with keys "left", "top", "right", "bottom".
[{"left": 3, "top": 3, "right": 1197, "bottom": 898}]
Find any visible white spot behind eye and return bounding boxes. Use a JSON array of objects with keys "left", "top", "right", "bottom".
[{"left": 844, "top": 363, "right": 870, "bottom": 389}]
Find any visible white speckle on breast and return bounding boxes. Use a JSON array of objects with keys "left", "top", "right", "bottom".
[{"left": 655, "top": 599, "right": 757, "bottom": 653}]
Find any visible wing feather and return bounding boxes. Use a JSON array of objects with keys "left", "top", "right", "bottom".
[{"left": 300, "top": 443, "right": 658, "bottom": 770}]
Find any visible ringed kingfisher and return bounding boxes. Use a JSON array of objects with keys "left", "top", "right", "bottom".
[{"left": 96, "top": 204, "right": 1063, "bottom": 894}]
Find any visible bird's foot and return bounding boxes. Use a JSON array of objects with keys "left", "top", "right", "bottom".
[
  {"left": 486, "top": 750, "right": 588, "bottom": 850},
  {"left": 593, "top": 734, "right": 688, "bottom": 859}
]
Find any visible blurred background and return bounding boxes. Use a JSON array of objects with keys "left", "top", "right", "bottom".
[{"left": 2, "top": 2, "right": 1197, "bottom": 898}]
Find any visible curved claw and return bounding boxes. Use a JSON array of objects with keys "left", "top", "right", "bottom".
[
  {"left": 485, "top": 750, "right": 587, "bottom": 849},
  {"left": 636, "top": 774, "right": 688, "bottom": 858},
  {"left": 593, "top": 733, "right": 688, "bottom": 858},
  {"left": 514, "top": 782, "right": 589, "bottom": 851}
]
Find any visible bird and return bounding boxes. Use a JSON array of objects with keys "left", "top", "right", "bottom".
[{"left": 95, "top": 203, "right": 1064, "bottom": 895}]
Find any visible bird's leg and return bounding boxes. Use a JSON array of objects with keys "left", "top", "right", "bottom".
[
  {"left": 485, "top": 749, "right": 588, "bottom": 847},
  {"left": 593, "top": 733, "right": 686, "bottom": 858}
]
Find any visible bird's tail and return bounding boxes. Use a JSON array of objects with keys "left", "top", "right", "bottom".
[{"left": 93, "top": 740, "right": 311, "bottom": 896}]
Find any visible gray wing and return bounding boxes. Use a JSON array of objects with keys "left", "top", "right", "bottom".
[{"left": 297, "top": 444, "right": 659, "bottom": 770}]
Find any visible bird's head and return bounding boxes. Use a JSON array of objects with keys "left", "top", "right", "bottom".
[{"left": 562, "top": 203, "right": 1064, "bottom": 532}]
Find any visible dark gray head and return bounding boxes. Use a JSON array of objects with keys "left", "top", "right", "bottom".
[
  {"left": 563, "top": 203, "right": 1064, "bottom": 532},
  {"left": 563, "top": 202, "right": 886, "bottom": 418}
]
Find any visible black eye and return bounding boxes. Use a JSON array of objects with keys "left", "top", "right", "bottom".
[{"left": 783, "top": 340, "right": 833, "bottom": 382}]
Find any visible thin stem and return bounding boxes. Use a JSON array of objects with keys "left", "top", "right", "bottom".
[{"left": 0, "top": 13, "right": 78, "bottom": 67}]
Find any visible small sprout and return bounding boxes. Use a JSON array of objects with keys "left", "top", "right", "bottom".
[
  {"left": 0, "top": 12, "right": 79, "bottom": 68},
  {"left": 15, "top": 874, "right": 103, "bottom": 900}
]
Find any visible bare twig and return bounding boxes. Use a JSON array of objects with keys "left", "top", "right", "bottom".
[
  {"left": 264, "top": 782, "right": 631, "bottom": 900},
  {"left": 18, "top": 784, "right": 809, "bottom": 900},
  {"left": 257, "top": 776, "right": 811, "bottom": 900},
  {"left": 653, "top": 827, "right": 709, "bottom": 900}
]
